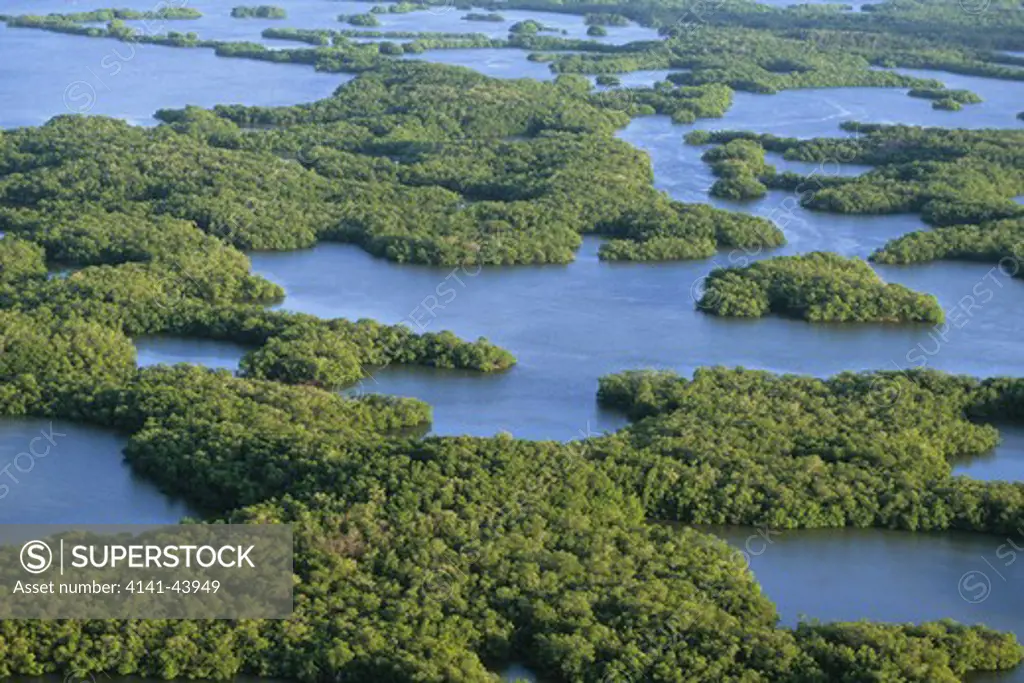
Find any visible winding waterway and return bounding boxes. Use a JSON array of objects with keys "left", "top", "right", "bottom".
[
  {"left": 2, "top": 3, "right": 1024, "bottom": 680},
  {"left": 0, "top": 420, "right": 192, "bottom": 525}
]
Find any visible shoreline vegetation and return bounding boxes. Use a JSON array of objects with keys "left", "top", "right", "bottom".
[
  {"left": 5, "top": 0, "right": 1024, "bottom": 99},
  {"left": 0, "top": 334, "right": 1022, "bottom": 680},
  {"left": 686, "top": 125, "right": 1024, "bottom": 270},
  {"left": 462, "top": 12, "right": 505, "bottom": 22},
  {"left": 596, "top": 365, "right": 1024, "bottom": 537},
  {"left": 696, "top": 252, "right": 946, "bottom": 323},
  {"left": 1, "top": 0, "right": 1024, "bottom": 680},
  {"left": 230, "top": 6, "right": 287, "bottom": 19},
  {"left": 339, "top": 12, "right": 382, "bottom": 27},
  {"left": 149, "top": 62, "right": 766, "bottom": 265},
  {"left": 6, "top": 7, "right": 203, "bottom": 21}
]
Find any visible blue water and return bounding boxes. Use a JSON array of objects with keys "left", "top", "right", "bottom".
[
  {"left": 954, "top": 424, "right": 1024, "bottom": 482},
  {"left": 3, "top": 0, "right": 659, "bottom": 45},
  {"left": 3, "top": 6, "right": 1024, "bottom": 678},
  {"left": 590, "top": 68, "right": 680, "bottom": 90},
  {"left": 135, "top": 336, "right": 248, "bottom": 372},
  {"left": 886, "top": 66, "right": 1024, "bottom": 128},
  {"left": 402, "top": 47, "right": 558, "bottom": 80},
  {"left": 0, "top": 24, "right": 345, "bottom": 128},
  {"left": 0, "top": 419, "right": 193, "bottom": 524}
]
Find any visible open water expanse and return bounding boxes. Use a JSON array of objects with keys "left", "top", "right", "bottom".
[{"left": 2, "top": 3, "right": 1024, "bottom": 680}]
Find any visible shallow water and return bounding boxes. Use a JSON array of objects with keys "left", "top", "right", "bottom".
[
  {"left": 500, "top": 664, "right": 542, "bottom": 682},
  {"left": 617, "top": 115, "right": 924, "bottom": 259},
  {"left": 590, "top": 68, "right": 680, "bottom": 90},
  {"left": 3, "top": 4, "right": 1024, "bottom": 675},
  {"left": 954, "top": 424, "right": 1024, "bottom": 482},
  {"left": 885, "top": 66, "right": 1024, "bottom": 128},
  {"left": 135, "top": 336, "right": 249, "bottom": 372},
  {"left": 239, "top": 72, "right": 1024, "bottom": 446},
  {"left": 763, "top": 150, "right": 873, "bottom": 177},
  {"left": 711, "top": 525, "right": 1024, "bottom": 637},
  {"left": 710, "top": 525, "right": 1024, "bottom": 682},
  {"left": 249, "top": 237, "right": 1024, "bottom": 440},
  {"left": 0, "top": 419, "right": 193, "bottom": 524},
  {"left": 340, "top": 5, "right": 661, "bottom": 44},
  {"left": 2, "top": 0, "right": 659, "bottom": 46},
  {"left": 0, "top": 25, "right": 345, "bottom": 128},
  {"left": 691, "top": 82, "right": 1024, "bottom": 136},
  {"left": 401, "top": 47, "right": 558, "bottom": 80}
]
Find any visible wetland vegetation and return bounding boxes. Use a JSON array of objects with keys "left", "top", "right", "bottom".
[{"left": 1, "top": 0, "right": 1024, "bottom": 680}]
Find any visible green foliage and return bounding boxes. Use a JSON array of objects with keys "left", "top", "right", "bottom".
[
  {"left": 599, "top": 235, "right": 715, "bottom": 260},
  {"left": 704, "top": 139, "right": 772, "bottom": 199},
  {"left": 18, "top": 7, "right": 201, "bottom": 21},
  {"left": 550, "top": 25, "right": 942, "bottom": 96},
  {"left": 584, "top": 13, "right": 631, "bottom": 26},
  {"left": 694, "top": 125, "right": 1024, "bottom": 236},
  {"left": 0, "top": 109, "right": 520, "bottom": 381},
  {"left": 509, "top": 19, "right": 561, "bottom": 35},
  {"left": 260, "top": 26, "right": 497, "bottom": 47},
  {"left": 0, "top": 209, "right": 237, "bottom": 267},
  {"left": 371, "top": 2, "right": 429, "bottom": 13},
  {"left": 0, "top": 115, "right": 337, "bottom": 251},
  {"left": 593, "top": 81, "right": 734, "bottom": 123},
  {"left": 586, "top": 25, "right": 607, "bottom": 37},
  {"left": 703, "top": 139, "right": 770, "bottom": 173},
  {"left": 595, "top": 365, "right": 1024, "bottom": 535},
  {"left": 932, "top": 97, "right": 962, "bottom": 111},
  {"left": 2, "top": 357, "right": 1022, "bottom": 682},
  {"left": 0, "top": 311, "right": 136, "bottom": 413},
  {"left": 597, "top": 202, "right": 783, "bottom": 261},
  {"left": 239, "top": 328, "right": 364, "bottom": 389},
  {"left": 698, "top": 252, "right": 945, "bottom": 323},
  {"left": 711, "top": 174, "right": 768, "bottom": 199},
  {"left": 907, "top": 87, "right": 982, "bottom": 104},
  {"left": 239, "top": 320, "right": 515, "bottom": 389},
  {"left": 0, "top": 238, "right": 46, "bottom": 284},
  {"left": 343, "top": 13, "right": 381, "bottom": 27},
  {"left": 462, "top": 12, "right": 505, "bottom": 21},
  {"left": 495, "top": 0, "right": 1024, "bottom": 56},
  {"left": 180, "top": 63, "right": 759, "bottom": 263},
  {"left": 10, "top": 0, "right": 1024, "bottom": 96},
  {"left": 872, "top": 218, "right": 1024, "bottom": 271},
  {"left": 4, "top": 4, "right": 1024, "bottom": 679},
  {"left": 795, "top": 620, "right": 1024, "bottom": 681},
  {"left": 230, "top": 6, "right": 287, "bottom": 19},
  {"left": 260, "top": 27, "right": 332, "bottom": 45}
]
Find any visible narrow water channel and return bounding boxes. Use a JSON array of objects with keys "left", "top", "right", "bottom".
[{"left": 1, "top": 5, "right": 1023, "bottom": 679}]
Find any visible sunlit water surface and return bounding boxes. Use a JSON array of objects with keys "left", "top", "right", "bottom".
[{"left": 3, "top": 6, "right": 1024, "bottom": 679}]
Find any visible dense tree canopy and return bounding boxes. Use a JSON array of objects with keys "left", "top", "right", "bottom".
[
  {"left": 230, "top": 6, "right": 286, "bottom": 19},
  {"left": 697, "top": 252, "right": 945, "bottom": 323},
  {"left": 343, "top": 12, "right": 381, "bottom": 27},
  {"left": 590, "top": 365, "right": 1024, "bottom": 547},
  {"left": 0, "top": 339, "right": 1021, "bottom": 681},
  {"left": 688, "top": 124, "right": 1024, "bottom": 257},
  {"left": 7, "top": 7, "right": 201, "bottom": 22},
  {"left": 462, "top": 12, "right": 505, "bottom": 21},
  {"left": 703, "top": 139, "right": 771, "bottom": 200},
  {"left": 872, "top": 218, "right": 1024, "bottom": 272},
  {"left": 1, "top": 0, "right": 1024, "bottom": 680},
  {"left": 156, "top": 63, "right": 767, "bottom": 263}
]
